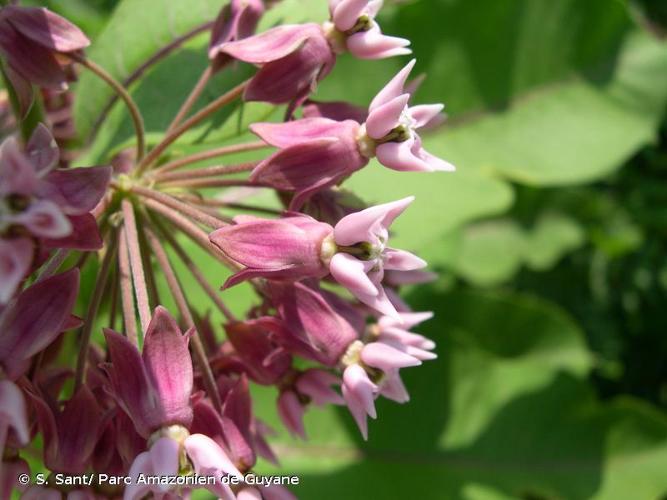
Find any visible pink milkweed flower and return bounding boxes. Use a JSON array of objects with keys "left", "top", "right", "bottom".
[
  {"left": 125, "top": 426, "right": 242, "bottom": 500},
  {"left": 209, "top": 0, "right": 265, "bottom": 69},
  {"left": 249, "top": 62, "right": 453, "bottom": 208},
  {"left": 328, "top": 196, "right": 426, "bottom": 318},
  {"left": 209, "top": 213, "right": 334, "bottom": 288},
  {"left": 324, "top": 0, "right": 410, "bottom": 59},
  {"left": 339, "top": 311, "right": 435, "bottom": 438},
  {"left": 361, "top": 59, "right": 455, "bottom": 172},
  {"left": 0, "top": 6, "right": 89, "bottom": 115},
  {"left": 265, "top": 281, "right": 359, "bottom": 365},
  {"left": 250, "top": 118, "right": 368, "bottom": 210},
  {"left": 238, "top": 485, "right": 297, "bottom": 500},
  {"left": 218, "top": 0, "right": 408, "bottom": 106},
  {"left": 0, "top": 125, "right": 110, "bottom": 302},
  {"left": 219, "top": 23, "right": 335, "bottom": 105},
  {"left": 103, "top": 306, "right": 194, "bottom": 438},
  {"left": 277, "top": 368, "right": 344, "bottom": 439}
]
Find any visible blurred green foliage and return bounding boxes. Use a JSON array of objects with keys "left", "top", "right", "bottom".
[{"left": 42, "top": 0, "right": 667, "bottom": 498}]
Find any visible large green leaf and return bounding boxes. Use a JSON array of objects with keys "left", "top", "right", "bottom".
[{"left": 248, "top": 290, "right": 667, "bottom": 500}]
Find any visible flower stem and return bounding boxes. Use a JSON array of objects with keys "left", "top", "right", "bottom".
[
  {"left": 166, "top": 65, "right": 213, "bottom": 133},
  {"left": 152, "top": 141, "right": 269, "bottom": 175},
  {"left": 153, "top": 216, "right": 236, "bottom": 322},
  {"left": 74, "top": 231, "right": 118, "bottom": 392},
  {"left": 122, "top": 200, "right": 151, "bottom": 333},
  {"left": 142, "top": 197, "right": 239, "bottom": 270},
  {"left": 118, "top": 226, "right": 139, "bottom": 345},
  {"left": 158, "top": 178, "right": 262, "bottom": 189},
  {"left": 154, "top": 162, "right": 258, "bottom": 183},
  {"left": 131, "top": 185, "right": 229, "bottom": 228},
  {"left": 72, "top": 54, "right": 146, "bottom": 160},
  {"left": 142, "top": 222, "right": 223, "bottom": 412},
  {"left": 91, "top": 21, "right": 213, "bottom": 141},
  {"left": 136, "top": 79, "right": 249, "bottom": 174}
]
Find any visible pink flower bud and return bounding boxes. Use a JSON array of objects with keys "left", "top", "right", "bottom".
[
  {"left": 209, "top": 0, "right": 265, "bottom": 67},
  {"left": 277, "top": 389, "right": 306, "bottom": 439}
]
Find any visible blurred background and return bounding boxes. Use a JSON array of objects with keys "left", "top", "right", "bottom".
[{"left": 26, "top": 0, "right": 667, "bottom": 498}]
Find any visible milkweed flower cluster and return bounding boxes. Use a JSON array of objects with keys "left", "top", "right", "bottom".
[{"left": 0, "top": 1, "right": 453, "bottom": 498}]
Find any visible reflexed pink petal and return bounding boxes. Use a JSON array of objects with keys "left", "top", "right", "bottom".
[
  {"left": 0, "top": 22, "right": 68, "bottom": 89},
  {"left": 277, "top": 390, "right": 306, "bottom": 439},
  {"left": 184, "top": 433, "right": 243, "bottom": 479},
  {"left": 210, "top": 216, "right": 331, "bottom": 275},
  {"left": 296, "top": 369, "right": 344, "bottom": 405},
  {"left": 263, "top": 484, "right": 299, "bottom": 500},
  {"left": 0, "top": 380, "right": 29, "bottom": 446},
  {"left": 369, "top": 59, "right": 415, "bottom": 111},
  {"left": 3, "top": 64, "right": 33, "bottom": 119},
  {"left": 0, "top": 457, "right": 29, "bottom": 499},
  {"left": 26, "top": 123, "right": 59, "bottom": 173},
  {"left": 334, "top": 196, "right": 414, "bottom": 246},
  {"left": 3, "top": 6, "right": 90, "bottom": 51},
  {"left": 220, "top": 24, "right": 318, "bottom": 64},
  {"left": 417, "top": 144, "right": 456, "bottom": 172},
  {"left": 209, "top": 0, "right": 264, "bottom": 59},
  {"left": 347, "top": 26, "right": 411, "bottom": 60},
  {"left": 243, "top": 32, "right": 333, "bottom": 104},
  {"left": 250, "top": 134, "right": 366, "bottom": 196},
  {"left": 384, "top": 269, "right": 437, "bottom": 286},
  {"left": 0, "top": 268, "right": 79, "bottom": 379},
  {"left": 38, "top": 165, "right": 112, "bottom": 214},
  {"left": 142, "top": 306, "right": 193, "bottom": 428},
  {"left": 12, "top": 200, "right": 71, "bottom": 239},
  {"left": 251, "top": 118, "right": 355, "bottom": 148},
  {"left": 329, "top": 253, "right": 377, "bottom": 296},
  {"left": 0, "top": 136, "right": 38, "bottom": 195},
  {"left": 103, "top": 329, "right": 157, "bottom": 437},
  {"left": 361, "top": 342, "right": 421, "bottom": 370},
  {"left": 405, "top": 345, "right": 437, "bottom": 361},
  {"left": 409, "top": 103, "right": 444, "bottom": 128},
  {"left": 57, "top": 386, "right": 104, "bottom": 473},
  {"left": 238, "top": 488, "right": 263, "bottom": 500},
  {"left": 302, "top": 100, "right": 368, "bottom": 123},
  {"left": 383, "top": 248, "right": 427, "bottom": 271},
  {"left": 21, "top": 486, "right": 62, "bottom": 500},
  {"left": 42, "top": 213, "right": 103, "bottom": 251},
  {"left": 365, "top": 93, "right": 410, "bottom": 139},
  {"left": 332, "top": 0, "right": 369, "bottom": 31},
  {"left": 0, "top": 238, "right": 32, "bottom": 304}
]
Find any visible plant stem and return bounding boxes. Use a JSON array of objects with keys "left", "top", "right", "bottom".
[
  {"left": 142, "top": 197, "right": 238, "bottom": 270},
  {"left": 166, "top": 65, "right": 213, "bottom": 133},
  {"left": 118, "top": 226, "right": 139, "bottom": 345},
  {"left": 175, "top": 196, "right": 283, "bottom": 216},
  {"left": 74, "top": 231, "right": 118, "bottom": 391},
  {"left": 153, "top": 217, "right": 236, "bottom": 322},
  {"left": 91, "top": 21, "right": 214, "bottom": 140},
  {"left": 72, "top": 54, "right": 146, "bottom": 160},
  {"left": 159, "top": 178, "right": 261, "bottom": 189},
  {"left": 136, "top": 79, "right": 249, "bottom": 174},
  {"left": 131, "top": 185, "right": 229, "bottom": 228},
  {"left": 154, "top": 162, "right": 258, "bottom": 183},
  {"left": 142, "top": 223, "right": 223, "bottom": 412},
  {"left": 152, "top": 141, "right": 269, "bottom": 175},
  {"left": 122, "top": 200, "right": 151, "bottom": 334}
]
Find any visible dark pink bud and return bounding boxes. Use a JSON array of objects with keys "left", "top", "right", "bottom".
[
  {"left": 295, "top": 369, "right": 344, "bottom": 406},
  {"left": 302, "top": 99, "right": 368, "bottom": 123},
  {"left": 209, "top": 214, "right": 333, "bottom": 288}
]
